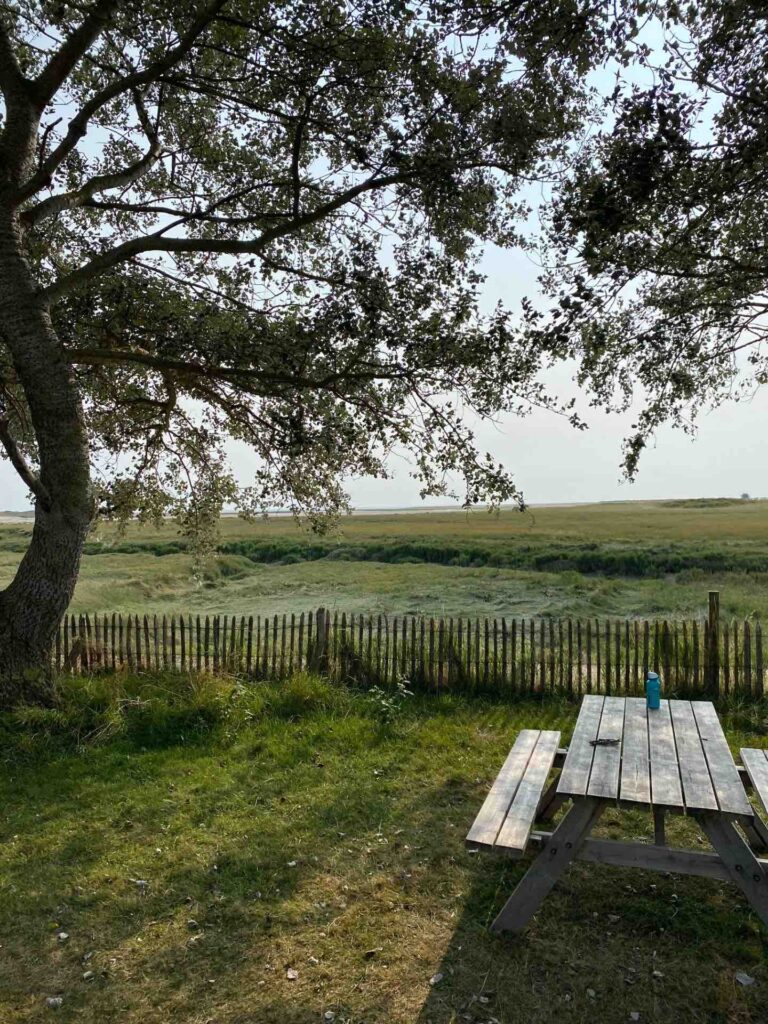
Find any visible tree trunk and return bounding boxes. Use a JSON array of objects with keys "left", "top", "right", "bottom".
[{"left": 0, "top": 206, "right": 93, "bottom": 705}]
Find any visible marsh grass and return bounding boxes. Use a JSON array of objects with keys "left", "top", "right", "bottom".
[
  {"left": 4, "top": 501, "right": 768, "bottom": 621},
  {"left": 1, "top": 673, "right": 767, "bottom": 1023}
]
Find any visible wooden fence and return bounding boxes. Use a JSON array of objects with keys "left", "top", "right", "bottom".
[{"left": 57, "top": 593, "right": 766, "bottom": 700}]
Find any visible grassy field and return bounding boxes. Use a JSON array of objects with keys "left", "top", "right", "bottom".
[
  {"left": 2, "top": 498, "right": 768, "bottom": 620},
  {"left": 1, "top": 674, "right": 766, "bottom": 1024}
]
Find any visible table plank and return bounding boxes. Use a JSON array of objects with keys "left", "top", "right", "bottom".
[
  {"left": 587, "top": 696, "right": 626, "bottom": 799},
  {"left": 497, "top": 730, "right": 561, "bottom": 852},
  {"left": 692, "top": 702, "right": 752, "bottom": 817},
  {"left": 741, "top": 748, "right": 768, "bottom": 816},
  {"left": 670, "top": 700, "right": 718, "bottom": 812},
  {"left": 647, "top": 699, "right": 684, "bottom": 810},
  {"left": 620, "top": 697, "right": 651, "bottom": 805},
  {"left": 557, "top": 694, "right": 604, "bottom": 797},
  {"left": 466, "top": 729, "right": 539, "bottom": 848}
]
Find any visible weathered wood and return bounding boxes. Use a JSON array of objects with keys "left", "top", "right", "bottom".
[
  {"left": 696, "top": 812, "right": 768, "bottom": 927},
  {"left": 529, "top": 618, "right": 535, "bottom": 693},
  {"left": 483, "top": 618, "right": 489, "bottom": 686},
  {"left": 620, "top": 697, "right": 651, "bottom": 805},
  {"left": 669, "top": 700, "right": 718, "bottom": 811},
  {"left": 475, "top": 618, "right": 481, "bottom": 688},
  {"left": 566, "top": 619, "right": 572, "bottom": 695},
  {"left": 708, "top": 591, "right": 720, "bottom": 695},
  {"left": 496, "top": 731, "right": 561, "bottom": 853},
  {"left": 490, "top": 798, "right": 604, "bottom": 933},
  {"left": 744, "top": 620, "right": 753, "bottom": 698},
  {"left": 595, "top": 618, "right": 601, "bottom": 693},
  {"left": 642, "top": 619, "right": 650, "bottom": 682},
  {"left": 587, "top": 696, "right": 625, "bottom": 800},
  {"left": 557, "top": 694, "right": 604, "bottom": 796},
  {"left": 741, "top": 748, "right": 768, "bottom": 816},
  {"left": 134, "top": 614, "right": 142, "bottom": 670},
  {"left": 604, "top": 620, "right": 611, "bottom": 695},
  {"left": 539, "top": 620, "right": 545, "bottom": 692},
  {"left": 525, "top": 832, "right": 763, "bottom": 882},
  {"left": 647, "top": 698, "right": 684, "bottom": 812},
  {"left": 466, "top": 730, "right": 540, "bottom": 849},
  {"left": 757, "top": 622, "right": 764, "bottom": 698},
  {"left": 126, "top": 614, "right": 133, "bottom": 671},
  {"left": 691, "top": 701, "right": 752, "bottom": 816}
]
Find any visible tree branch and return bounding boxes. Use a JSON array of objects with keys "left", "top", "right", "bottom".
[
  {"left": 32, "top": 0, "right": 118, "bottom": 108},
  {"left": 16, "top": 0, "right": 227, "bottom": 202},
  {"left": 22, "top": 137, "right": 162, "bottom": 228},
  {"left": 0, "top": 417, "right": 52, "bottom": 511},
  {"left": 0, "top": 16, "right": 28, "bottom": 99},
  {"left": 42, "top": 171, "right": 409, "bottom": 303},
  {"left": 65, "top": 346, "right": 408, "bottom": 389}
]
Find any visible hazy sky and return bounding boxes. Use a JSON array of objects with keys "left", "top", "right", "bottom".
[{"left": 3, "top": 237, "right": 761, "bottom": 512}]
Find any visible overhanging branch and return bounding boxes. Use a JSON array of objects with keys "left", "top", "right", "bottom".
[
  {"left": 0, "top": 418, "right": 52, "bottom": 511},
  {"left": 32, "top": 0, "right": 118, "bottom": 108},
  {"left": 16, "top": 0, "right": 227, "bottom": 202},
  {"left": 41, "top": 171, "right": 408, "bottom": 303}
]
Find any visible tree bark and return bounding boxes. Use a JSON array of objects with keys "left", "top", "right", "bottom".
[{"left": 0, "top": 206, "right": 93, "bottom": 705}]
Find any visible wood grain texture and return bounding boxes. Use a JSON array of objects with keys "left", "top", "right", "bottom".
[
  {"left": 692, "top": 702, "right": 752, "bottom": 816},
  {"left": 670, "top": 700, "right": 718, "bottom": 811},
  {"left": 496, "top": 730, "right": 561, "bottom": 853},
  {"left": 465, "top": 730, "right": 539, "bottom": 849},
  {"left": 647, "top": 699, "right": 684, "bottom": 811},
  {"left": 620, "top": 697, "right": 651, "bottom": 805},
  {"left": 557, "top": 694, "right": 604, "bottom": 797},
  {"left": 741, "top": 747, "right": 768, "bottom": 816},
  {"left": 587, "top": 696, "right": 625, "bottom": 800}
]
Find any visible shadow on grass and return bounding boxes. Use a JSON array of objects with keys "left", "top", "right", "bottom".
[
  {"left": 413, "top": 804, "right": 768, "bottom": 1024},
  {"left": 2, "top": 693, "right": 767, "bottom": 1024}
]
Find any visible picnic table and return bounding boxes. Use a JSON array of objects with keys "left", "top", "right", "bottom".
[{"left": 467, "top": 695, "right": 768, "bottom": 932}]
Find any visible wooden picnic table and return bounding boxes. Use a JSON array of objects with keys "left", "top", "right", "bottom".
[{"left": 467, "top": 695, "right": 768, "bottom": 932}]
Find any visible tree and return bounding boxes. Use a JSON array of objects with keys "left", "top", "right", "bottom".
[
  {"left": 532, "top": 0, "right": 768, "bottom": 478},
  {"left": 0, "top": 0, "right": 618, "bottom": 701}
]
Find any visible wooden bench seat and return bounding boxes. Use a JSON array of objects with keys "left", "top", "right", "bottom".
[
  {"left": 741, "top": 748, "right": 768, "bottom": 816},
  {"left": 466, "top": 729, "right": 561, "bottom": 857}
]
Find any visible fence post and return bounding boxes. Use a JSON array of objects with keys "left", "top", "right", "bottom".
[
  {"left": 314, "top": 607, "right": 328, "bottom": 674},
  {"left": 708, "top": 591, "right": 720, "bottom": 697}
]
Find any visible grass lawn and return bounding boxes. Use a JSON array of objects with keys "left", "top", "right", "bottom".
[{"left": 1, "top": 676, "right": 767, "bottom": 1023}]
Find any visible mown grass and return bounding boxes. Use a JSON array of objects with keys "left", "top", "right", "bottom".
[{"left": 1, "top": 673, "right": 767, "bottom": 1023}]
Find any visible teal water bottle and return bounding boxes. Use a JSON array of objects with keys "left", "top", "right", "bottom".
[{"left": 646, "top": 671, "right": 661, "bottom": 709}]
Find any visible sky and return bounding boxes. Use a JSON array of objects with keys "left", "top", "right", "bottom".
[
  {"left": 1, "top": 17, "right": 762, "bottom": 513},
  {"left": 3, "top": 238, "right": 761, "bottom": 512}
]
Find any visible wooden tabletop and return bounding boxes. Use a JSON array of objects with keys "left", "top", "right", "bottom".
[{"left": 557, "top": 695, "right": 752, "bottom": 817}]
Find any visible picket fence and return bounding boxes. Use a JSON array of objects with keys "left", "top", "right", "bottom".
[{"left": 57, "top": 593, "right": 766, "bottom": 700}]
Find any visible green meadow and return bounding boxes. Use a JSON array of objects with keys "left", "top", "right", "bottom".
[
  {"left": 2, "top": 498, "right": 768, "bottom": 621},
  {"left": 0, "top": 676, "right": 766, "bottom": 1024}
]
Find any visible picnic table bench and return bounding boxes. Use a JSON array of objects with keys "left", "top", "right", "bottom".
[{"left": 467, "top": 695, "right": 768, "bottom": 932}]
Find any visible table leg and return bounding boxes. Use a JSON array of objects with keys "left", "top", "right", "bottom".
[
  {"left": 740, "top": 812, "right": 768, "bottom": 853},
  {"left": 536, "top": 775, "right": 567, "bottom": 823},
  {"left": 491, "top": 797, "right": 604, "bottom": 933},
  {"left": 653, "top": 807, "right": 666, "bottom": 846},
  {"left": 697, "top": 813, "right": 768, "bottom": 928}
]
